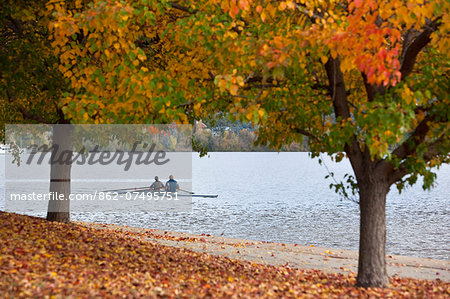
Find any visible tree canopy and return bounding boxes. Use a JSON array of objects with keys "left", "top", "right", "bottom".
[
  {"left": 50, "top": 0, "right": 449, "bottom": 191},
  {"left": 0, "top": 0, "right": 68, "bottom": 128}
]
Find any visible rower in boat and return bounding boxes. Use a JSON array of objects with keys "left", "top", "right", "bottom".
[
  {"left": 102, "top": 179, "right": 218, "bottom": 197},
  {"left": 149, "top": 176, "right": 165, "bottom": 192},
  {"left": 165, "top": 175, "right": 180, "bottom": 192}
]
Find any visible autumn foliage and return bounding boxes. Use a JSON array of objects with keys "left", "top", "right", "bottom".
[
  {"left": 48, "top": 0, "right": 449, "bottom": 177},
  {"left": 0, "top": 212, "right": 449, "bottom": 298}
]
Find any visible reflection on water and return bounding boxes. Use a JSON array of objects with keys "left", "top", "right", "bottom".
[{"left": 1, "top": 153, "right": 449, "bottom": 260}]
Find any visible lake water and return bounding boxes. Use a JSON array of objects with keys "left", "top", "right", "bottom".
[{"left": 1, "top": 152, "right": 449, "bottom": 260}]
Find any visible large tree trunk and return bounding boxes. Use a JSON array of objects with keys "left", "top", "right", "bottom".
[
  {"left": 47, "top": 125, "right": 73, "bottom": 223},
  {"left": 356, "top": 179, "right": 389, "bottom": 287}
]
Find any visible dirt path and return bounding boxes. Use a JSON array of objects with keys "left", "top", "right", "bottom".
[{"left": 85, "top": 222, "right": 449, "bottom": 282}]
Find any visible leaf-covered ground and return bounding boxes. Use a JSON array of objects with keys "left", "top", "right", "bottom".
[{"left": 0, "top": 212, "right": 448, "bottom": 298}]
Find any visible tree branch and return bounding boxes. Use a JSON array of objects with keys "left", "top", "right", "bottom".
[
  {"left": 18, "top": 106, "right": 48, "bottom": 123},
  {"left": 168, "top": 2, "right": 198, "bottom": 14},
  {"left": 294, "top": 2, "right": 323, "bottom": 22},
  {"left": 325, "top": 58, "right": 350, "bottom": 120},
  {"left": 400, "top": 18, "right": 441, "bottom": 81},
  {"left": 389, "top": 132, "right": 449, "bottom": 185},
  {"left": 361, "top": 73, "right": 385, "bottom": 102},
  {"left": 6, "top": 16, "right": 24, "bottom": 36},
  {"left": 325, "top": 57, "right": 365, "bottom": 178},
  {"left": 391, "top": 113, "right": 432, "bottom": 160},
  {"left": 291, "top": 127, "right": 320, "bottom": 143}
]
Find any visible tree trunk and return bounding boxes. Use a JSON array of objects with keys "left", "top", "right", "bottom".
[
  {"left": 47, "top": 125, "right": 73, "bottom": 223},
  {"left": 356, "top": 179, "right": 389, "bottom": 287}
]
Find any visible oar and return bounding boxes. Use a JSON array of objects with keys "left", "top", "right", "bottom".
[
  {"left": 180, "top": 189, "right": 195, "bottom": 194},
  {"left": 191, "top": 194, "right": 218, "bottom": 198},
  {"left": 102, "top": 186, "right": 150, "bottom": 192},
  {"left": 116, "top": 190, "right": 218, "bottom": 198}
]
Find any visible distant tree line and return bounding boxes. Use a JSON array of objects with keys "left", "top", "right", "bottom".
[{"left": 194, "top": 118, "right": 309, "bottom": 152}]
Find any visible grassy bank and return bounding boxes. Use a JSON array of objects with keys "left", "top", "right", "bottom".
[{"left": 0, "top": 212, "right": 448, "bottom": 298}]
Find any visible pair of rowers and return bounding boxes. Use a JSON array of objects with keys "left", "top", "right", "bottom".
[{"left": 150, "top": 175, "right": 179, "bottom": 192}]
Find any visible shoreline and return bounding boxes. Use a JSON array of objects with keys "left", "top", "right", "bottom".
[
  {"left": 84, "top": 222, "right": 449, "bottom": 282},
  {"left": 3, "top": 211, "right": 449, "bottom": 297}
]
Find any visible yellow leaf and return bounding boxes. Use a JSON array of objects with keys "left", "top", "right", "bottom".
[
  {"left": 260, "top": 12, "right": 266, "bottom": 22},
  {"left": 246, "top": 110, "right": 253, "bottom": 121},
  {"left": 236, "top": 76, "right": 244, "bottom": 87},
  {"left": 267, "top": 4, "right": 276, "bottom": 17},
  {"left": 258, "top": 109, "right": 264, "bottom": 118},
  {"left": 229, "top": 84, "right": 239, "bottom": 95},
  {"left": 286, "top": 1, "right": 295, "bottom": 9}
]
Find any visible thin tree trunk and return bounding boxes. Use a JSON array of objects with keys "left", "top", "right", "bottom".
[
  {"left": 47, "top": 125, "right": 73, "bottom": 223},
  {"left": 357, "top": 180, "right": 389, "bottom": 287}
]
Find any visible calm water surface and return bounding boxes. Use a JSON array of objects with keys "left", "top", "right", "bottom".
[{"left": 1, "top": 153, "right": 449, "bottom": 260}]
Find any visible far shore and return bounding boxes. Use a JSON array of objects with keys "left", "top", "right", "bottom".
[{"left": 83, "top": 222, "right": 449, "bottom": 282}]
